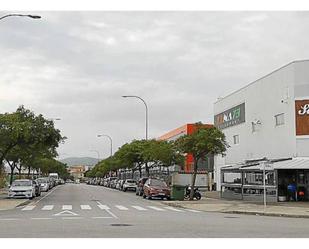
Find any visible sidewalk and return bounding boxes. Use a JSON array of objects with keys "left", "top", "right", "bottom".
[
  {"left": 163, "top": 191, "right": 309, "bottom": 218},
  {"left": 0, "top": 188, "right": 29, "bottom": 210}
]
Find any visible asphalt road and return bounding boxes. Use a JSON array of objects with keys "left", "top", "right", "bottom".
[{"left": 1, "top": 183, "right": 309, "bottom": 238}]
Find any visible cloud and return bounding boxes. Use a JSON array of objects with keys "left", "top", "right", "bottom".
[{"left": 1, "top": 11, "right": 309, "bottom": 158}]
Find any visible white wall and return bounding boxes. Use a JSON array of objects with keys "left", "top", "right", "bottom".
[{"left": 214, "top": 62, "right": 297, "bottom": 165}]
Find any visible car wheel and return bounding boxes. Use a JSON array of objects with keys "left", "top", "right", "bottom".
[
  {"left": 148, "top": 196, "right": 152, "bottom": 200},
  {"left": 143, "top": 194, "right": 146, "bottom": 199},
  {"left": 123, "top": 188, "right": 127, "bottom": 192}
]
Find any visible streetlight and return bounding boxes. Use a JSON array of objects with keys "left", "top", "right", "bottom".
[
  {"left": 97, "top": 134, "right": 113, "bottom": 157},
  {"left": 122, "top": 95, "right": 148, "bottom": 140},
  {"left": 89, "top": 150, "right": 100, "bottom": 162},
  {"left": 0, "top": 14, "right": 41, "bottom": 21}
]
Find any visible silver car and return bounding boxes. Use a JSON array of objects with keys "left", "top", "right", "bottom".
[
  {"left": 8, "top": 179, "right": 36, "bottom": 199},
  {"left": 36, "top": 177, "right": 50, "bottom": 192}
]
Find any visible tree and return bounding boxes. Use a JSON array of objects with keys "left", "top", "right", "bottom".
[
  {"left": 0, "top": 106, "right": 66, "bottom": 181},
  {"left": 143, "top": 139, "right": 184, "bottom": 174},
  {"left": 175, "top": 124, "right": 228, "bottom": 200}
]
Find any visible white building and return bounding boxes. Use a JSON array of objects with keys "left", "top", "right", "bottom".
[{"left": 213, "top": 60, "right": 309, "bottom": 190}]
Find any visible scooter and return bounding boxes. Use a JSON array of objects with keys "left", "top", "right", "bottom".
[{"left": 184, "top": 185, "right": 202, "bottom": 200}]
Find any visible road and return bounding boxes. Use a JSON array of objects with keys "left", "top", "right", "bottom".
[{"left": 0, "top": 183, "right": 309, "bottom": 238}]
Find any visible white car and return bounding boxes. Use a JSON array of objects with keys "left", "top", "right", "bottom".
[
  {"left": 122, "top": 179, "right": 137, "bottom": 192},
  {"left": 8, "top": 179, "right": 36, "bottom": 199}
]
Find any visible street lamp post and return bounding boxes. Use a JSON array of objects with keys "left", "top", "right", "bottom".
[
  {"left": 0, "top": 14, "right": 41, "bottom": 21},
  {"left": 97, "top": 134, "right": 113, "bottom": 157},
  {"left": 122, "top": 95, "right": 148, "bottom": 140}
]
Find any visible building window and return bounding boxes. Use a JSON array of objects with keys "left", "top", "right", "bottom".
[
  {"left": 233, "top": 135, "right": 239, "bottom": 144},
  {"left": 275, "top": 113, "right": 285, "bottom": 126}
]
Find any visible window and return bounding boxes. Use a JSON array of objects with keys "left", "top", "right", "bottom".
[
  {"left": 275, "top": 113, "right": 285, "bottom": 126},
  {"left": 252, "top": 122, "right": 257, "bottom": 132},
  {"left": 233, "top": 135, "right": 239, "bottom": 144}
]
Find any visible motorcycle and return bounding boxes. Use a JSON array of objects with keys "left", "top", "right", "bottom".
[{"left": 184, "top": 185, "right": 202, "bottom": 200}]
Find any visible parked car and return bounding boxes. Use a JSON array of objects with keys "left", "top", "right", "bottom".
[
  {"left": 116, "top": 180, "right": 124, "bottom": 190},
  {"left": 107, "top": 177, "right": 118, "bottom": 188},
  {"left": 36, "top": 177, "right": 50, "bottom": 192},
  {"left": 111, "top": 179, "right": 118, "bottom": 189},
  {"left": 103, "top": 178, "right": 108, "bottom": 187},
  {"left": 8, "top": 179, "right": 37, "bottom": 199},
  {"left": 34, "top": 180, "right": 41, "bottom": 197},
  {"left": 143, "top": 178, "right": 171, "bottom": 200},
  {"left": 136, "top": 177, "right": 149, "bottom": 196},
  {"left": 48, "top": 177, "right": 55, "bottom": 189},
  {"left": 122, "top": 179, "right": 137, "bottom": 192}
]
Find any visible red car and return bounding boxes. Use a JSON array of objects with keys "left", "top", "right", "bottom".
[{"left": 143, "top": 178, "right": 171, "bottom": 200}]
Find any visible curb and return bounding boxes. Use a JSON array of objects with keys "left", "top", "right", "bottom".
[{"left": 162, "top": 201, "right": 309, "bottom": 219}]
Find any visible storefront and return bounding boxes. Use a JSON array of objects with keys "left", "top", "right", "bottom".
[{"left": 221, "top": 157, "right": 309, "bottom": 202}]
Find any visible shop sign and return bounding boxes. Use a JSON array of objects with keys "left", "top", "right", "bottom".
[
  {"left": 298, "top": 104, "right": 309, "bottom": 115},
  {"left": 295, "top": 100, "right": 309, "bottom": 135},
  {"left": 214, "top": 103, "right": 245, "bottom": 130}
]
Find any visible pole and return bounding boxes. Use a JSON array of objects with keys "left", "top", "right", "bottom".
[
  {"left": 122, "top": 95, "right": 148, "bottom": 140},
  {"left": 263, "top": 162, "right": 266, "bottom": 212}
]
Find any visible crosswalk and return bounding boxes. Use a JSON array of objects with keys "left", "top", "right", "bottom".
[{"left": 20, "top": 204, "right": 201, "bottom": 213}]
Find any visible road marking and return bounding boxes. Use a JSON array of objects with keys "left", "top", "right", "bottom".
[
  {"left": 42, "top": 205, "right": 54, "bottom": 210},
  {"left": 115, "top": 205, "right": 128, "bottom": 210},
  {"left": 31, "top": 218, "right": 53, "bottom": 220},
  {"left": 81, "top": 205, "right": 92, "bottom": 210},
  {"left": 97, "top": 201, "right": 118, "bottom": 219},
  {"left": 186, "top": 209, "right": 201, "bottom": 213},
  {"left": 54, "top": 210, "right": 79, "bottom": 216},
  {"left": 98, "top": 205, "right": 110, "bottom": 210},
  {"left": 62, "top": 205, "right": 72, "bottom": 210},
  {"left": 164, "top": 206, "right": 184, "bottom": 212},
  {"left": 22, "top": 205, "right": 36, "bottom": 211},
  {"left": 32, "top": 185, "right": 60, "bottom": 205},
  {"left": 0, "top": 218, "right": 20, "bottom": 221},
  {"left": 62, "top": 217, "right": 83, "bottom": 220},
  {"left": 131, "top": 205, "right": 147, "bottom": 211},
  {"left": 147, "top": 206, "right": 165, "bottom": 211},
  {"left": 92, "top": 217, "right": 114, "bottom": 219}
]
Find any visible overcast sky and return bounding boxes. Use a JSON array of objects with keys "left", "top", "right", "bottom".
[{"left": 1, "top": 11, "right": 309, "bottom": 159}]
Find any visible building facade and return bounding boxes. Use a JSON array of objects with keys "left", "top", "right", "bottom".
[
  {"left": 68, "top": 165, "right": 86, "bottom": 180},
  {"left": 213, "top": 60, "right": 309, "bottom": 195},
  {"left": 158, "top": 123, "right": 214, "bottom": 172}
]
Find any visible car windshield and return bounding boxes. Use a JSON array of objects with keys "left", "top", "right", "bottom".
[
  {"left": 150, "top": 179, "right": 167, "bottom": 187},
  {"left": 12, "top": 181, "right": 32, "bottom": 186},
  {"left": 127, "top": 180, "right": 135, "bottom": 183},
  {"left": 37, "top": 178, "right": 48, "bottom": 183}
]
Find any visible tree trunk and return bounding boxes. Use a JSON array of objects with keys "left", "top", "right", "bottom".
[
  {"left": 27, "top": 166, "right": 31, "bottom": 178},
  {"left": 145, "top": 162, "right": 149, "bottom": 177},
  {"left": 138, "top": 165, "right": 142, "bottom": 178},
  {"left": 190, "top": 159, "right": 198, "bottom": 200}
]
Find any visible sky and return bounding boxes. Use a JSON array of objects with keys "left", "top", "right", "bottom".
[{"left": 1, "top": 11, "right": 309, "bottom": 159}]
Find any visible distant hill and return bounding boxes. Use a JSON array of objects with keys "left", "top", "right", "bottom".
[{"left": 60, "top": 157, "right": 100, "bottom": 167}]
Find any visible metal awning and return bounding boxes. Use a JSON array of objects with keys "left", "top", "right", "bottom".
[{"left": 273, "top": 157, "right": 309, "bottom": 170}]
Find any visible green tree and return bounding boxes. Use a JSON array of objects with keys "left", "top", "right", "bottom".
[
  {"left": 175, "top": 124, "right": 228, "bottom": 200},
  {"left": 0, "top": 106, "right": 66, "bottom": 180},
  {"left": 143, "top": 139, "right": 184, "bottom": 174}
]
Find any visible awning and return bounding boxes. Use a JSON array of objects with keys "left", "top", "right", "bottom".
[
  {"left": 221, "top": 157, "right": 309, "bottom": 171},
  {"left": 273, "top": 157, "right": 309, "bottom": 170}
]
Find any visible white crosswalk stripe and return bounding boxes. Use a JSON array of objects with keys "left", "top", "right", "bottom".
[
  {"left": 131, "top": 205, "right": 147, "bottom": 211},
  {"left": 115, "top": 205, "right": 128, "bottom": 210},
  {"left": 42, "top": 205, "right": 54, "bottom": 211},
  {"left": 80, "top": 205, "right": 92, "bottom": 210},
  {"left": 98, "top": 204, "right": 110, "bottom": 210},
  {"left": 62, "top": 205, "right": 72, "bottom": 210},
  {"left": 164, "top": 206, "right": 184, "bottom": 212},
  {"left": 147, "top": 206, "right": 165, "bottom": 211},
  {"left": 21, "top": 205, "right": 36, "bottom": 211}
]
